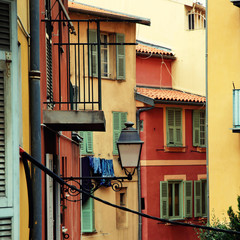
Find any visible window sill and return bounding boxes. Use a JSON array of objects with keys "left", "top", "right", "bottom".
[
  {"left": 164, "top": 146, "right": 186, "bottom": 153},
  {"left": 196, "top": 147, "right": 206, "bottom": 153}
]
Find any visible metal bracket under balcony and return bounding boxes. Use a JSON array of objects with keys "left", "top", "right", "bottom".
[{"left": 43, "top": 110, "right": 105, "bottom": 131}]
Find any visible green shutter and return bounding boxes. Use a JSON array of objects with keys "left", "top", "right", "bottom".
[
  {"left": 88, "top": 29, "right": 97, "bottom": 77},
  {"left": 194, "top": 180, "right": 202, "bottom": 217},
  {"left": 116, "top": 33, "right": 125, "bottom": 80},
  {"left": 82, "top": 197, "right": 95, "bottom": 233},
  {"left": 113, "top": 112, "right": 127, "bottom": 155},
  {"left": 184, "top": 181, "right": 192, "bottom": 218},
  {"left": 79, "top": 131, "right": 85, "bottom": 154},
  {"left": 193, "top": 110, "right": 200, "bottom": 146},
  {"left": 86, "top": 132, "right": 93, "bottom": 153},
  {"left": 175, "top": 109, "right": 182, "bottom": 145},
  {"left": 160, "top": 181, "right": 168, "bottom": 219},
  {"left": 167, "top": 108, "right": 182, "bottom": 146}
]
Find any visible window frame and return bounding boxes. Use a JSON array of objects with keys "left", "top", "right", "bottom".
[{"left": 166, "top": 108, "right": 183, "bottom": 147}]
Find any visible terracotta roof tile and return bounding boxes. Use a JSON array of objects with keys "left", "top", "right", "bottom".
[
  {"left": 136, "top": 44, "right": 174, "bottom": 57},
  {"left": 136, "top": 87, "right": 206, "bottom": 103},
  {"left": 68, "top": 1, "right": 150, "bottom": 26}
]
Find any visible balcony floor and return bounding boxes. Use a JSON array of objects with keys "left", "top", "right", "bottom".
[{"left": 43, "top": 110, "right": 106, "bottom": 131}]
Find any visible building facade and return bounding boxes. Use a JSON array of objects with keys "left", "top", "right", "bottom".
[
  {"left": 136, "top": 42, "right": 207, "bottom": 239},
  {"left": 208, "top": 0, "right": 240, "bottom": 222}
]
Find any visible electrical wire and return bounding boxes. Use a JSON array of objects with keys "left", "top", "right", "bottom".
[{"left": 20, "top": 149, "right": 240, "bottom": 236}]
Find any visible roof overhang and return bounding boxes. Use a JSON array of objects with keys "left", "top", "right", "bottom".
[{"left": 43, "top": 110, "right": 106, "bottom": 131}]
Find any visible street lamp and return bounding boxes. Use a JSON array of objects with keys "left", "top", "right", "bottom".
[{"left": 117, "top": 122, "right": 143, "bottom": 180}]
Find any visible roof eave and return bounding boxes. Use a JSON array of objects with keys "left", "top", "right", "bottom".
[{"left": 136, "top": 52, "right": 176, "bottom": 60}]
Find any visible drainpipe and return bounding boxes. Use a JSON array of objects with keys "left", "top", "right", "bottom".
[
  {"left": 29, "top": 0, "right": 42, "bottom": 237},
  {"left": 136, "top": 107, "right": 154, "bottom": 240},
  {"left": 205, "top": 0, "right": 209, "bottom": 222}
]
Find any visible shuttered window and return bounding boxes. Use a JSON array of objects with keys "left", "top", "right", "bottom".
[
  {"left": 88, "top": 29, "right": 98, "bottom": 77},
  {"left": 116, "top": 33, "right": 125, "bottom": 80},
  {"left": 0, "top": 218, "right": 12, "bottom": 238},
  {"left": 194, "top": 180, "right": 207, "bottom": 217},
  {"left": 184, "top": 181, "right": 192, "bottom": 218},
  {"left": 82, "top": 197, "right": 95, "bottom": 233},
  {"left": 160, "top": 181, "right": 184, "bottom": 219},
  {"left": 0, "top": 70, "right": 5, "bottom": 198},
  {"left": 193, "top": 110, "right": 206, "bottom": 147},
  {"left": 166, "top": 108, "right": 182, "bottom": 146},
  {"left": 79, "top": 131, "right": 93, "bottom": 155},
  {"left": 113, "top": 112, "right": 127, "bottom": 155},
  {"left": 0, "top": 2, "right": 10, "bottom": 51}
]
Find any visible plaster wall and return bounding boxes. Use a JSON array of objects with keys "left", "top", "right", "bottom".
[
  {"left": 76, "top": 0, "right": 206, "bottom": 96},
  {"left": 208, "top": 0, "right": 240, "bottom": 221},
  {"left": 70, "top": 11, "right": 139, "bottom": 240},
  {"left": 17, "top": 0, "right": 30, "bottom": 238}
]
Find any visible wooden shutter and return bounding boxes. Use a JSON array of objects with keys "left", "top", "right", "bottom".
[
  {"left": 0, "top": 218, "right": 12, "bottom": 238},
  {"left": 193, "top": 110, "right": 200, "bottom": 146},
  {"left": 167, "top": 109, "right": 174, "bottom": 145},
  {"left": 82, "top": 197, "right": 95, "bottom": 233},
  {"left": 88, "top": 29, "right": 97, "bottom": 77},
  {"left": 116, "top": 33, "right": 125, "bottom": 80},
  {"left": 194, "top": 180, "right": 202, "bottom": 217},
  {"left": 86, "top": 132, "right": 93, "bottom": 153},
  {"left": 160, "top": 181, "right": 168, "bottom": 218},
  {"left": 184, "top": 181, "right": 192, "bottom": 218},
  {"left": 113, "top": 112, "right": 127, "bottom": 155},
  {"left": 167, "top": 109, "right": 182, "bottom": 146},
  {"left": 175, "top": 109, "right": 182, "bottom": 145},
  {"left": 0, "top": 66, "right": 6, "bottom": 201},
  {"left": 0, "top": 2, "right": 10, "bottom": 51},
  {"left": 79, "top": 131, "right": 85, "bottom": 154}
]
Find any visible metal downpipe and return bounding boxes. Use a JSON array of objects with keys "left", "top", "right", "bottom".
[{"left": 30, "top": 0, "right": 42, "bottom": 237}]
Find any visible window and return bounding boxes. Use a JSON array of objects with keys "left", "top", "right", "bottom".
[
  {"left": 160, "top": 181, "right": 192, "bottom": 219},
  {"left": 82, "top": 197, "right": 95, "bottom": 233},
  {"left": 187, "top": 10, "right": 206, "bottom": 30},
  {"left": 166, "top": 108, "right": 182, "bottom": 147},
  {"left": 194, "top": 180, "right": 207, "bottom": 217},
  {"left": 88, "top": 30, "right": 125, "bottom": 80},
  {"left": 113, "top": 112, "right": 127, "bottom": 155},
  {"left": 79, "top": 131, "right": 93, "bottom": 155},
  {"left": 233, "top": 89, "right": 240, "bottom": 130},
  {"left": 116, "top": 188, "right": 127, "bottom": 228},
  {"left": 193, "top": 110, "right": 206, "bottom": 147}
]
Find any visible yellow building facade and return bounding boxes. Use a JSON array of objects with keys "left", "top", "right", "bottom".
[
  {"left": 69, "top": 2, "right": 149, "bottom": 240},
  {"left": 17, "top": 0, "right": 30, "bottom": 238},
  {"left": 208, "top": 0, "right": 240, "bottom": 220}
]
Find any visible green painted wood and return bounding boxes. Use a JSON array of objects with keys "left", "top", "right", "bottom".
[
  {"left": 80, "top": 131, "right": 93, "bottom": 155},
  {"left": 193, "top": 110, "right": 200, "bottom": 146},
  {"left": 116, "top": 33, "right": 125, "bottom": 80},
  {"left": 194, "top": 180, "right": 202, "bottom": 217},
  {"left": 184, "top": 181, "right": 192, "bottom": 218},
  {"left": 88, "top": 29, "right": 98, "bottom": 77},
  {"left": 82, "top": 197, "right": 95, "bottom": 232},
  {"left": 160, "top": 181, "right": 168, "bottom": 218}
]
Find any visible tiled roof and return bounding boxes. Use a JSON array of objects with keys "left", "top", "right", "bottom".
[
  {"left": 68, "top": 1, "right": 150, "bottom": 26},
  {"left": 136, "top": 44, "right": 174, "bottom": 57},
  {"left": 136, "top": 87, "right": 206, "bottom": 103}
]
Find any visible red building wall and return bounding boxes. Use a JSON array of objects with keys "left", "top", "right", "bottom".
[{"left": 136, "top": 56, "right": 172, "bottom": 88}]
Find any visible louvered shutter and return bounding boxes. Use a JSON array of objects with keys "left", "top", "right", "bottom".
[
  {"left": 193, "top": 110, "right": 200, "bottom": 146},
  {"left": 79, "top": 131, "right": 85, "bottom": 154},
  {"left": 160, "top": 181, "right": 168, "bottom": 218},
  {"left": 116, "top": 33, "right": 125, "bottom": 80},
  {"left": 86, "top": 132, "right": 93, "bottom": 153},
  {"left": 194, "top": 181, "right": 202, "bottom": 217},
  {"left": 88, "top": 29, "right": 97, "bottom": 77},
  {"left": 82, "top": 197, "right": 95, "bottom": 232},
  {"left": 113, "top": 112, "right": 120, "bottom": 155},
  {"left": 175, "top": 109, "right": 182, "bottom": 146},
  {"left": 0, "top": 218, "right": 12, "bottom": 238},
  {"left": 167, "top": 109, "right": 174, "bottom": 145},
  {"left": 0, "top": 2, "right": 10, "bottom": 51},
  {"left": 0, "top": 68, "right": 5, "bottom": 199},
  {"left": 113, "top": 112, "right": 127, "bottom": 155},
  {"left": 184, "top": 181, "right": 192, "bottom": 218}
]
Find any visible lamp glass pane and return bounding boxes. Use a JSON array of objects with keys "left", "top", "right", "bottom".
[{"left": 118, "top": 144, "right": 141, "bottom": 168}]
